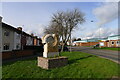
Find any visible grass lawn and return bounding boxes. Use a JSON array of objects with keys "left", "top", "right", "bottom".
[
  {"left": 93, "top": 47, "right": 120, "bottom": 51},
  {"left": 2, "top": 52, "right": 120, "bottom": 78}
]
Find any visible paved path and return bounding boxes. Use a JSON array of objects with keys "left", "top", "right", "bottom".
[{"left": 68, "top": 46, "right": 120, "bottom": 64}]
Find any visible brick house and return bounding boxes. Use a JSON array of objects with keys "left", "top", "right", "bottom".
[
  {"left": 21, "top": 31, "right": 34, "bottom": 49},
  {"left": 33, "top": 36, "right": 38, "bottom": 46},
  {"left": 100, "top": 35, "right": 120, "bottom": 48},
  {"left": 33, "top": 36, "right": 42, "bottom": 46}
]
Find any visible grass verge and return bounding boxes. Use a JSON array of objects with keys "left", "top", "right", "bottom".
[
  {"left": 2, "top": 52, "right": 120, "bottom": 78},
  {"left": 93, "top": 47, "right": 120, "bottom": 51}
]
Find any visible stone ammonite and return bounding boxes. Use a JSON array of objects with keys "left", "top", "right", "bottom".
[
  {"left": 42, "top": 34, "right": 58, "bottom": 47},
  {"left": 42, "top": 34, "right": 59, "bottom": 58}
]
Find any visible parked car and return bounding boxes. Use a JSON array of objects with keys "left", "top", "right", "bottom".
[
  {"left": 58, "top": 45, "right": 69, "bottom": 52},
  {"left": 93, "top": 44, "right": 99, "bottom": 48}
]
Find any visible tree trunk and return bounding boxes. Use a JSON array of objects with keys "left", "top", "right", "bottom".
[{"left": 61, "top": 43, "right": 65, "bottom": 52}]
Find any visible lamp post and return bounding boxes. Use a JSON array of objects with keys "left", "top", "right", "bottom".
[
  {"left": 90, "top": 20, "right": 101, "bottom": 38},
  {"left": 70, "top": 31, "right": 72, "bottom": 52},
  {"left": 99, "top": 26, "right": 101, "bottom": 39}
]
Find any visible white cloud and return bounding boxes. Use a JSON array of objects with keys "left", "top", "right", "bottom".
[
  {"left": 37, "top": 24, "right": 46, "bottom": 37},
  {"left": 93, "top": 2, "right": 118, "bottom": 26},
  {"left": 83, "top": 2, "right": 119, "bottom": 40},
  {"left": 85, "top": 27, "right": 118, "bottom": 39},
  {"left": 22, "top": 24, "right": 46, "bottom": 38},
  {"left": 105, "top": 0, "right": 120, "bottom": 2}
]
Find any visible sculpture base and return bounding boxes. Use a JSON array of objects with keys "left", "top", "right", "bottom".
[
  {"left": 38, "top": 56, "right": 68, "bottom": 69},
  {"left": 43, "top": 52, "right": 59, "bottom": 58}
]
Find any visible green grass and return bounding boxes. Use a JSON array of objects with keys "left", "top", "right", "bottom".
[
  {"left": 94, "top": 47, "right": 120, "bottom": 51},
  {"left": 2, "top": 52, "right": 120, "bottom": 78}
]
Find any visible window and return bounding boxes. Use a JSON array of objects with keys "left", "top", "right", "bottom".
[
  {"left": 16, "top": 44, "right": 20, "bottom": 49},
  {"left": 111, "top": 41, "right": 114, "bottom": 45},
  {"left": 16, "top": 33, "right": 20, "bottom": 39},
  {"left": 3, "top": 43, "right": 10, "bottom": 50},
  {"left": 116, "top": 41, "right": 120, "bottom": 44},
  {"left": 4, "top": 30, "right": 10, "bottom": 36},
  {"left": 100, "top": 42, "right": 104, "bottom": 46}
]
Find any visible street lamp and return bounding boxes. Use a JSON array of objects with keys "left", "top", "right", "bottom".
[
  {"left": 70, "top": 31, "right": 72, "bottom": 52},
  {"left": 90, "top": 20, "right": 101, "bottom": 38}
]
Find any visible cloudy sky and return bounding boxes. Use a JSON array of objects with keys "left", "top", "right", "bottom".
[{"left": 1, "top": 1, "right": 119, "bottom": 39}]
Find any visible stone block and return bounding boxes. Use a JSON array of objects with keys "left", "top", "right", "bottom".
[{"left": 38, "top": 56, "right": 68, "bottom": 69}]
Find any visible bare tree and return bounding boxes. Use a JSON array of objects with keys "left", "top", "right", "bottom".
[
  {"left": 76, "top": 38, "right": 81, "bottom": 41},
  {"left": 72, "top": 37, "right": 77, "bottom": 42},
  {"left": 44, "top": 8, "right": 85, "bottom": 52}
]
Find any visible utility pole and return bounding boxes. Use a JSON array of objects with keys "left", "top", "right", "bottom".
[
  {"left": 99, "top": 26, "right": 100, "bottom": 39},
  {"left": 70, "top": 31, "right": 72, "bottom": 52}
]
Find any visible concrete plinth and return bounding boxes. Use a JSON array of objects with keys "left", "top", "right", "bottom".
[
  {"left": 38, "top": 56, "right": 68, "bottom": 69},
  {"left": 43, "top": 52, "right": 59, "bottom": 58}
]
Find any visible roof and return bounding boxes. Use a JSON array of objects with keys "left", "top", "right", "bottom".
[
  {"left": 87, "top": 38, "right": 103, "bottom": 42},
  {"left": 107, "top": 35, "right": 120, "bottom": 40},
  {"left": 108, "top": 35, "right": 120, "bottom": 37},
  {"left": 73, "top": 38, "right": 103, "bottom": 43},
  {"left": 73, "top": 40, "right": 87, "bottom": 43},
  {"left": 2, "top": 22, "right": 22, "bottom": 34},
  {"left": 73, "top": 35, "right": 120, "bottom": 43},
  {"left": 2, "top": 22, "right": 34, "bottom": 38}
]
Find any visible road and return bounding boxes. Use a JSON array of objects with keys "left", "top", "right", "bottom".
[{"left": 68, "top": 46, "right": 120, "bottom": 64}]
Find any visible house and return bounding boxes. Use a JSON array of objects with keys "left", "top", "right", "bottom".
[
  {"left": 37, "top": 38, "right": 42, "bottom": 46},
  {"left": 26, "top": 35, "right": 34, "bottom": 46},
  {"left": 22, "top": 32, "right": 34, "bottom": 46},
  {"left": 1, "top": 16, "right": 43, "bottom": 60},
  {"left": 100, "top": 35, "right": 120, "bottom": 47},
  {"left": 14, "top": 27, "right": 22, "bottom": 50},
  {"left": 2, "top": 23, "right": 22, "bottom": 52},
  {"left": 1, "top": 17, "right": 42, "bottom": 52},
  {"left": 1, "top": 22, "right": 43, "bottom": 52}
]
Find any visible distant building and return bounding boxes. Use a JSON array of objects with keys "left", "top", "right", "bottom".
[
  {"left": 73, "top": 38, "right": 102, "bottom": 46},
  {"left": 73, "top": 35, "right": 120, "bottom": 48},
  {"left": 100, "top": 35, "right": 120, "bottom": 47}
]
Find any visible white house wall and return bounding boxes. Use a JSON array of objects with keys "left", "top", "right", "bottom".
[
  {"left": 0, "top": 17, "right": 2, "bottom": 52},
  {"left": 13, "top": 32, "right": 21, "bottom": 50},
  {"left": 2, "top": 27, "right": 14, "bottom": 52}
]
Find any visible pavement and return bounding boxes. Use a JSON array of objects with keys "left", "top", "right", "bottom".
[{"left": 68, "top": 46, "right": 120, "bottom": 64}]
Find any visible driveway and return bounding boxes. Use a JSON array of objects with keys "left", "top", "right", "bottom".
[{"left": 68, "top": 46, "right": 120, "bottom": 64}]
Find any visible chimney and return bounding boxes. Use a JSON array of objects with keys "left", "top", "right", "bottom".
[
  {"left": 34, "top": 36, "right": 37, "bottom": 38},
  {"left": 17, "top": 27, "right": 22, "bottom": 31},
  {"left": 0, "top": 16, "right": 2, "bottom": 23},
  {"left": 31, "top": 33, "right": 34, "bottom": 36}
]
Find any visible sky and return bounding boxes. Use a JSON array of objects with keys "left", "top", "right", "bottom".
[{"left": 1, "top": 2, "right": 119, "bottom": 39}]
